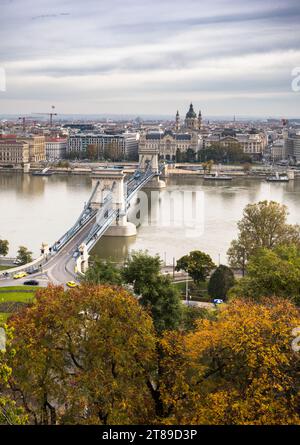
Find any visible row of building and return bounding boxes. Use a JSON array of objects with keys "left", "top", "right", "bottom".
[
  {"left": 0, "top": 132, "right": 139, "bottom": 165},
  {"left": 1, "top": 104, "right": 300, "bottom": 165}
]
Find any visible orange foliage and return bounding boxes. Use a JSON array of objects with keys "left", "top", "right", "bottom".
[{"left": 160, "top": 298, "right": 300, "bottom": 424}]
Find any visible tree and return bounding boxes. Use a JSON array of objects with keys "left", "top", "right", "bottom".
[
  {"left": 229, "top": 244, "right": 300, "bottom": 304},
  {"left": 122, "top": 251, "right": 162, "bottom": 295},
  {"left": 175, "top": 148, "right": 182, "bottom": 163},
  {"left": 159, "top": 298, "right": 300, "bottom": 424},
  {"left": 175, "top": 251, "right": 215, "bottom": 285},
  {"left": 16, "top": 246, "right": 33, "bottom": 265},
  {"left": 208, "top": 265, "right": 234, "bottom": 300},
  {"left": 122, "top": 251, "right": 182, "bottom": 333},
  {"left": 138, "top": 275, "right": 182, "bottom": 333},
  {"left": 0, "top": 327, "right": 27, "bottom": 424},
  {"left": 181, "top": 305, "right": 216, "bottom": 332},
  {"left": 86, "top": 144, "right": 98, "bottom": 161},
  {"left": 0, "top": 239, "right": 9, "bottom": 257},
  {"left": 83, "top": 258, "right": 122, "bottom": 286},
  {"left": 227, "top": 201, "right": 300, "bottom": 272},
  {"left": 242, "top": 162, "right": 252, "bottom": 174},
  {"left": 5, "top": 284, "right": 157, "bottom": 424}
]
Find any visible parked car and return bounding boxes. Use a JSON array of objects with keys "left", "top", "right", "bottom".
[
  {"left": 213, "top": 299, "right": 224, "bottom": 305},
  {"left": 23, "top": 280, "right": 39, "bottom": 286}
]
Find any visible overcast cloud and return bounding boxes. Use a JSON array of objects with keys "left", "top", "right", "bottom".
[{"left": 0, "top": 0, "right": 300, "bottom": 117}]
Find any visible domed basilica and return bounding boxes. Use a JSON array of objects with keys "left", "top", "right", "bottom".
[{"left": 139, "top": 103, "right": 203, "bottom": 162}]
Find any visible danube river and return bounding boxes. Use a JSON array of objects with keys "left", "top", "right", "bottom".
[{"left": 1, "top": 172, "right": 300, "bottom": 265}]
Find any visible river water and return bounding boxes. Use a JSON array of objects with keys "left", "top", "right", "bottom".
[{"left": 1, "top": 172, "right": 300, "bottom": 265}]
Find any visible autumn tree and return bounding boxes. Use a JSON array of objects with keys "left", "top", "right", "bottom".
[
  {"left": 176, "top": 250, "right": 215, "bottom": 285},
  {"left": 208, "top": 265, "right": 234, "bottom": 300},
  {"left": 0, "top": 327, "right": 27, "bottom": 425},
  {"left": 86, "top": 144, "right": 98, "bottom": 160},
  {"left": 227, "top": 200, "right": 300, "bottom": 272},
  {"left": 16, "top": 246, "right": 33, "bottom": 265},
  {"left": 229, "top": 244, "right": 300, "bottom": 304},
  {"left": 5, "top": 284, "right": 157, "bottom": 425},
  {"left": 159, "top": 298, "right": 300, "bottom": 424},
  {"left": 0, "top": 239, "right": 9, "bottom": 257}
]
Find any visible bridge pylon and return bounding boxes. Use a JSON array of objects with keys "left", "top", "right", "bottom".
[
  {"left": 78, "top": 243, "right": 89, "bottom": 273},
  {"left": 138, "top": 142, "right": 166, "bottom": 189},
  {"left": 91, "top": 168, "right": 136, "bottom": 237}
]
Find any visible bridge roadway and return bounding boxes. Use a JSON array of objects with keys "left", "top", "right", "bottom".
[
  {"left": 0, "top": 165, "right": 163, "bottom": 287},
  {"left": 0, "top": 215, "right": 97, "bottom": 288}
]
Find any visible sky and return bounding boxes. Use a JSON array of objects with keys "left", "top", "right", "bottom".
[{"left": 0, "top": 0, "right": 300, "bottom": 118}]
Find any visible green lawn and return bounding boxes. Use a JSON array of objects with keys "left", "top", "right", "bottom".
[
  {"left": 0, "top": 265, "right": 13, "bottom": 271},
  {"left": 0, "top": 286, "right": 40, "bottom": 292},
  {"left": 0, "top": 286, "right": 41, "bottom": 306}
]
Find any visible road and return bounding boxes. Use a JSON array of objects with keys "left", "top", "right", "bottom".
[{"left": 0, "top": 216, "right": 97, "bottom": 288}]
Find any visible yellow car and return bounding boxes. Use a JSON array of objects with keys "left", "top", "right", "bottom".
[
  {"left": 13, "top": 272, "right": 28, "bottom": 279},
  {"left": 66, "top": 281, "right": 78, "bottom": 288}
]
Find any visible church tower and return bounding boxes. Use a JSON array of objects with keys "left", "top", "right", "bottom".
[
  {"left": 185, "top": 103, "right": 198, "bottom": 131},
  {"left": 175, "top": 110, "right": 180, "bottom": 132},
  {"left": 198, "top": 110, "right": 202, "bottom": 131}
]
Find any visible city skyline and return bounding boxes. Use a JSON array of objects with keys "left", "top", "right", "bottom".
[{"left": 0, "top": 0, "right": 300, "bottom": 116}]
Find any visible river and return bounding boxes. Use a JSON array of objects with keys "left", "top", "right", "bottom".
[{"left": 1, "top": 172, "right": 300, "bottom": 265}]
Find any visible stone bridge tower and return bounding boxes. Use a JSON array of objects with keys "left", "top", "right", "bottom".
[{"left": 91, "top": 168, "right": 136, "bottom": 236}]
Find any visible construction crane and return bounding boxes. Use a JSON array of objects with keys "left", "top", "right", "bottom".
[
  {"left": 36, "top": 106, "right": 57, "bottom": 126},
  {"left": 18, "top": 116, "right": 40, "bottom": 132}
]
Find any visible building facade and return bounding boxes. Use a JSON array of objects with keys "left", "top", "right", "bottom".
[
  {"left": 0, "top": 139, "right": 29, "bottom": 165},
  {"left": 45, "top": 138, "right": 67, "bottom": 160},
  {"left": 204, "top": 133, "right": 267, "bottom": 160},
  {"left": 286, "top": 135, "right": 300, "bottom": 163},
  {"left": 67, "top": 133, "right": 138, "bottom": 160},
  {"left": 139, "top": 104, "right": 202, "bottom": 161},
  {"left": 21, "top": 136, "right": 46, "bottom": 163}
]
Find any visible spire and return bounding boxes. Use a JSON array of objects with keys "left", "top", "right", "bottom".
[{"left": 175, "top": 110, "right": 180, "bottom": 131}]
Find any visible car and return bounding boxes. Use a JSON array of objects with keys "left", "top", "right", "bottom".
[
  {"left": 23, "top": 280, "right": 39, "bottom": 286},
  {"left": 27, "top": 268, "right": 40, "bottom": 275},
  {"left": 213, "top": 299, "right": 224, "bottom": 305},
  {"left": 66, "top": 281, "right": 78, "bottom": 288},
  {"left": 13, "top": 272, "right": 28, "bottom": 279},
  {"left": 13, "top": 259, "right": 22, "bottom": 265}
]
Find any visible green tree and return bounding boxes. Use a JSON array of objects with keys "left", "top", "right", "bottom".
[
  {"left": 122, "top": 251, "right": 182, "bottom": 333},
  {"left": 84, "top": 258, "right": 122, "bottom": 285},
  {"left": 208, "top": 264, "right": 235, "bottom": 300},
  {"left": 16, "top": 246, "right": 33, "bottom": 265},
  {"left": 5, "top": 284, "right": 157, "bottom": 424},
  {"left": 227, "top": 201, "right": 300, "bottom": 272},
  {"left": 229, "top": 244, "right": 300, "bottom": 305},
  {"left": 0, "top": 239, "right": 9, "bottom": 257},
  {"left": 181, "top": 305, "right": 216, "bottom": 332},
  {"left": 175, "top": 250, "right": 215, "bottom": 285},
  {"left": 122, "top": 251, "right": 161, "bottom": 295}
]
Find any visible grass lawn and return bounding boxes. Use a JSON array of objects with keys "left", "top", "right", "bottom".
[
  {"left": 0, "top": 286, "right": 41, "bottom": 304},
  {"left": 0, "top": 286, "right": 40, "bottom": 292},
  {"left": 0, "top": 265, "right": 13, "bottom": 271}
]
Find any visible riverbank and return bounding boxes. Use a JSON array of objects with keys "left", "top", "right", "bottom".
[{"left": 1, "top": 162, "right": 299, "bottom": 178}]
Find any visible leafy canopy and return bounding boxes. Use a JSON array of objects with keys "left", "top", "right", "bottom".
[{"left": 176, "top": 250, "right": 215, "bottom": 285}]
